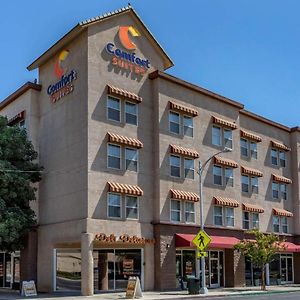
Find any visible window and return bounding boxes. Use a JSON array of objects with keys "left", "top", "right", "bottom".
[
  {"left": 279, "top": 151, "right": 286, "bottom": 168},
  {"left": 214, "top": 206, "right": 223, "bottom": 226},
  {"left": 184, "top": 158, "right": 194, "bottom": 179},
  {"left": 125, "top": 102, "right": 137, "bottom": 125},
  {"left": 212, "top": 126, "right": 222, "bottom": 146},
  {"left": 171, "top": 200, "right": 181, "bottom": 222},
  {"left": 170, "top": 155, "right": 181, "bottom": 177},
  {"left": 271, "top": 149, "right": 278, "bottom": 166},
  {"left": 273, "top": 216, "right": 280, "bottom": 232},
  {"left": 169, "top": 112, "right": 180, "bottom": 134},
  {"left": 185, "top": 202, "right": 195, "bottom": 223},
  {"left": 251, "top": 176, "right": 259, "bottom": 194},
  {"left": 107, "top": 96, "right": 120, "bottom": 122},
  {"left": 19, "top": 120, "right": 26, "bottom": 129},
  {"left": 125, "top": 196, "right": 138, "bottom": 219},
  {"left": 282, "top": 217, "right": 288, "bottom": 233},
  {"left": 242, "top": 175, "right": 249, "bottom": 193},
  {"left": 272, "top": 182, "right": 279, "bottom": 199},
  {"left": 224, "top": 129, "right": 233, "bottom": 150},
  {"left": 125, "top": 148, "right": 138, "bottom": 172},
  {"left": 243, "top": 212, "right": 250, "bottom": 230},
  {"left": 280, "top": 184, "right": 287, "bottom": 200},
  {"left": 108, "top": 144, "right": 121, "bottom": 169},
  {"left": 240, "top": 138, "right": 248, "bottom": 157},
  {"left": 213, "top": 165, "right": 222, "bottom": 185},
  {"left": 252, "top": 213, "right": 259, "bottom": 229},
  {"left": 250, "top": 142, "right": 258, "bottom": 159},
  {"left": 108, "top": 193, "right": 121, "bottom": 218},
  {"left": 225, "top": 207, "right": 234, "bottom": 227},
  {"left": 225, "top": 168, "right": 234, "bottom": 186},
  {"left": 183, "top": 116, "right": 193, "bottom": 137}
]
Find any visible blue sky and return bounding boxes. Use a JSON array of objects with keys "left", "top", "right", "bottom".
[{"left": 0, "top": 0, "right": 299, "bottom": 127}]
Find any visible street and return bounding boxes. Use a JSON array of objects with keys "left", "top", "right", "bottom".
[{"left": 206, "top": 292, "right": 300, "bottom": 300}]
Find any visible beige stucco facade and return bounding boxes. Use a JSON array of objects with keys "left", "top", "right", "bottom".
[{"left": 0, "top": 5, "right": 299, "bottom": 295}]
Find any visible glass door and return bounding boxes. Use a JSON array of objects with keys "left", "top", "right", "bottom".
[
  {"left": 280, "top": 254, "right": 293, "bottom": 283},
  {"left": 210, "top": 258, "right": 219, "bottom": 288}
]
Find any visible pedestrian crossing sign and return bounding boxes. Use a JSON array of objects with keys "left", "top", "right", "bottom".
[{"left": 192, "top": 230, "right": 211, "bottom": 251}]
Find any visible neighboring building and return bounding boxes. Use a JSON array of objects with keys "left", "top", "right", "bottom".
[{"left": 0, "top": 5, "right": 299, "bottom": 296}]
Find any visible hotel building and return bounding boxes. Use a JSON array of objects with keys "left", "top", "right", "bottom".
[{"left": 0, "top": 5, "right": 300, "bottom": 296}]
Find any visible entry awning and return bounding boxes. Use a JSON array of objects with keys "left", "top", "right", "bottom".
[
  {"left": 240, "top": 130, "right": 262, "bottom": 142},
  {"left": 212, "top": 115, "right": 237, "bottom": 129},
  {"left": 107, "top": 84, "right": 142, "bottom": 103},
  {"left": 169, "top": 101, "right": 199, "bottom": 117},
  {"left": 175, "top": 234, "right": 240, "bottom": 249},
  {"left": 107, "top": 182, "right": 143, "bottom": 196},
  {"left": 107, "top": 132, "right": 143, "bottom": 149},
  {"left": 281, "top": 242, "right": 300, "bottom": 253},
  {"left": 170, "top": 144, "right": 199, "bottom": 158}
]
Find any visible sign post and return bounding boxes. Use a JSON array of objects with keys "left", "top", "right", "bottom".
[
  {"left": 21, "top": 281, "right": 37, "bottom": 297},
  {"left": 125, "top": 276, "right": 143, "bottom": 299}
]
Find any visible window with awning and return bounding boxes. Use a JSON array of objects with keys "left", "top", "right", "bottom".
[
  {"left": 240, "top": 130, "right": 262, "bottom": 142},
  {"left": 213, "top": 196, "right": 239, "bottom": 207},
  {"left": 273, "top": 208, "right": 293, "bottom": 217},
  {"left": 107, "top": 182, "right": 143, "bottom": 196},
  {"left": 241, "top": 166, "right": 263, "bottom": 177},
  {"left": 169, "top": 101, "right": 198, "bottom": 117},
  {"left": 242, "top": 203, "right": 264, "bottom": 213},
  {"left": 107, "top": 132, "right": 143, "bottom": 149},
  {"left": 272, "top": 174, "right": 292, "bottom": 184},
  {"left": 271, "top": 140, "right": 291, "bottom": 152},
  {"left": 170, "top": 189, "right": 199, "bottom": 202},
  {"left": 212, "top": 115, "right": 237, "bottom": 129},
  {"left": 214, "top": 156, "right": 238, "bottom": 168},
  {"left": 107, "top": 84, "right": 142, "bottom": 103}
]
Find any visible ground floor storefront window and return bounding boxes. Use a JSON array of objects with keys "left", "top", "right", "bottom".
[
  {"left": 0, "top": 252, "right": 20, "bottom": 289},
  {"left": 176, "top": 249, "right": 224, "bottom": 289},
  {"left": 56, "top": 248, "right": 142, "bottom": 292},
  {"left": 245, "top": 253, "right": 293, "bottom": 286}
]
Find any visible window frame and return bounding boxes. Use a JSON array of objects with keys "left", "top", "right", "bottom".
[
  {"left": 273, "top": 215, "right": 280, "bottom": 233},
  {"left": 107, "top": 192, "right": 122, "bottom": 219},
  {"left": 213, "top": 206, "right": 223, "bottom": 226},
  {"left": 252, "top": 212, "right": 259, "bottom": 229},
  {"left": 279, "top": 151, "right": 286, "bottom": 168},
  {"left": 213, "top": 165, "right": 223, "bottom": 186},
  {"left": 125, "top": 195, "right": 139, "bottom": 220},
  {"left": 271, "top": 148, "right": 279, "bottom": 166},
  {"left": 124, "top": 101, "right": 138, "bottom": 126},
  {"left": 170, "top": 155, "right": 181, "bottom": 178},
  {"left": 184, "top": 201, "right": 196, "bottom": 224},
  {"left": 272, "top": 182, "right": 279, "bottom": 199},
  {"left": 184, "top": 157, "right": 195, "bottom": 179},
  {"left": 223, "top": 128, "right": 233, "bottom": 150},
  {"left": 125, "top": 147, "right": 138, "bottom": 172},
  {"left": 212, "top": 125, "right": 222, "bottom": 146},
  {"left": 225, "top": 207, "right": 235, "bottom": 227},
  {"left": 240, "top": 138, "right": 249, "bottom": 157},
  {"left": 169, "top": 111, "right": 181, "bottom": 135},
  {"left": 225, "top": 167, "right": 234, "bottom": 187},
  {"left": 243, "top": 211, "right": 250, "bottom": 230},
  {"left": 250, "top": 141, "right": 258, "bottom": 159},
  {"left": 282, "top": 216, "right": 288, "bottom": 233},
  {"left": 251, "top": 176, "right": 259, "bottom": 194},
  {"left": 170, "top": 199, "right": 182, "bottom": 223},
  {"left": 107, "top": 143, "right": 121, "bottom": 170},
  {"left": 241, "top": 174, "right": 250, "bottom": 193},
  {"left": 107, "top": 96, "right": 121, "bottom": 123},
  {"left": 280, "top": 184, "right": 287, "bottom": 200},
  {"left": 183, "top": 115, "right": 194, "bottom": 137}
]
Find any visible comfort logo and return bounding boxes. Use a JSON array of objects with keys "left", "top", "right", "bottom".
[
  {"left": 54, "top": 50, "right": 70, "bottom": 78},
  {"left": 118, "top": 26, "right": 140, "bottom": 50}
]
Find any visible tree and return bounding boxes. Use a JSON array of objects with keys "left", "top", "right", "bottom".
[
  {"left": 0, "top": 116, "right": 42, "bottom": 252},
  {"left": 234, "top": 229, "right": 286, "bottom": 290}
]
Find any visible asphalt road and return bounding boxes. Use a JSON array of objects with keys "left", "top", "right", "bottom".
[{"left": 205, "top": 291, "right": 300, "bottom": 300}]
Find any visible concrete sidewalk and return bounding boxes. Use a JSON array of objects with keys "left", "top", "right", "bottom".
[{"left": 1, "top": 285, "right": 300, "bottom": 300}]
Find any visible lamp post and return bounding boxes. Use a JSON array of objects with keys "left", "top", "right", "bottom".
[{"left": 197, "top": 147, "right": 231, "bottom": 294}]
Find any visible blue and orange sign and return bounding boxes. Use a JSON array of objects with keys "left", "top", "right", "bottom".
[
  {"left": 105, "top": 25, "right": 150, "bottom": 76},
  {"left": 47, "top": 50, "right": 77, "bottom": 103}
]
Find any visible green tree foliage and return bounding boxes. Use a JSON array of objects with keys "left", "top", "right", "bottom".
[
  {"left": 234, "top": 229, "right": 286, "bottom": 290},
  {"left": 0, "top": 116, "right": 42, "bottom": 252}
]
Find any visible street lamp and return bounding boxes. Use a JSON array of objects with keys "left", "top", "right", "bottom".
[{"left": 197, "top": 147, "right": 231, "bottom": 294}]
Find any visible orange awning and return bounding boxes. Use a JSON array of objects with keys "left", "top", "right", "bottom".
[
  {"left": 170, "top": 145, "right": 199, "bottom": 158},
  {"left": 212, "top": 116, "right": 237, "bottom": 129},
  {"left": 214, "top": 156, "right": 238, "bottom": 168},
  {"left": 273, "top": 208, "right": 293, "bottom": 217},
  {"left": 272, "top": 174, "right": 292, "bottom": 184},
  {"left": 7, "top": 110, "right": 25, "bottom": 126},
  {"left": 214, "top": 196, "right": 239, "bottom": 207},
  {"left": 169, "top": 101, "right": 198, "bottom": 117},
  {"left": 241, "top": 166, "right": 263, "bottom": 177},
  {"left": 107, "top": 84, "right": 142, "bottom": 103},
  {"left": 271, "top": 140, "right": 291, "bottom": 152},
  {"left": 242, "top": 203, "right": 264, "bottom": 213},
  {"left": 108, "top": 182, "right": 143, "bottom": 196},
  {"left": 175, "top": 234, "right": 240, "bottom": 249},
  {"left": 107, "top": 132, "right": 143, "bottom": 149},
  {"left": 170, "top": 189, "right": 199, "bottom": 202},
  {"left": 240, "top": 130, "right": 262, "bottom": 142}
]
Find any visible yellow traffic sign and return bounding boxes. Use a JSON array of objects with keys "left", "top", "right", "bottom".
[
  {"left": 192, "top": 230, "right": 211, "bottom": 251},
  {"left": 197, "top": 251, "right": 207, "bottom": 258}
]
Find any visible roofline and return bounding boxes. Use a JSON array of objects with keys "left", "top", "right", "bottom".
[
  {"left": 240, "top": 110, "right": 291, "bottom": 133},
  {"left": 291, "top": 126, "right": 300, "bottom": 133},
  {"left": 0, "top": 82, "right": 42, "bottom": 111},
  {"left": 149, "top": 70, "right": 245, "bottom": 109},
  {"left": 27, "top": 5, "right": 173, "bottom": 71}
]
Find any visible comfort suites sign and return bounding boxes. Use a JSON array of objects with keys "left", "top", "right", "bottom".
[{"left": 105, "top": 25, "right": 150, "bottom": 76}]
